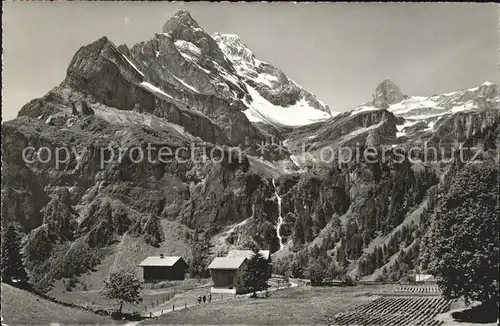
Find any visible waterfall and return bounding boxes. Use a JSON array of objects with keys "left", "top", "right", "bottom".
[{"left": 272, "top": 178, "right": 284, "bottom": 251}]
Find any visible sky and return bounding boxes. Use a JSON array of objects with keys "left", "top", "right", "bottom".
[{"left": 2, "top": 2, "right": 498, "bottom": 121}]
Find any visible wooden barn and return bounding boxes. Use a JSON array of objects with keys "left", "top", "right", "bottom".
[
  {"left": 138, "top": 255, "right": 188, "bottom": 282},
  {"left": 208, "top": 250, "right": 272, "bottom": 294},
  {"left": 208, "top": 257, "right": 247, "bottom": 294}
]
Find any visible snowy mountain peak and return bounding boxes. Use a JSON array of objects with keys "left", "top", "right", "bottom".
[
  {"left": 212, "top": 31, "right": 332, "bottom": 127},
  {"left": 384, "top": 81, "right": 499, "bottom": 138},
  {"left": 212, "top": 33, "right": 256, "bottom": 66}
]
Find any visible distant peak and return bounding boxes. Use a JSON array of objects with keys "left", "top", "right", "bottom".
[
  {"left": 372, "top": 79, "right": 405, "bottom": 108},
  {"left": 73, "top": 36, "right": 117, "bottom": 58},
  {"left": 90, "top": 36, "right": 113, "bottom": 48},
  {"left": 373, "top": 79, "right": 402, "bottom": 93},
  {"left": 376, "top": 79, "right": 399, "bottom": 90},
  {"left": 162, "top": 10, "right": 203, "bottom": 34},
  {"left": 172, "top": 10, "right": 195, "bottom": 23}
]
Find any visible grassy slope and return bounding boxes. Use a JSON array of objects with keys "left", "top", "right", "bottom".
[
  {"left": 49, "top": 278, "right": 210, "bottom": 315},
  {"left": 48, "top": 220, "right": 190, "bottom": 312},
  {"left": 111, "top": 220, "right": 189, "bottom": 278},
  {"left": 1, "top": 283, "right": 113, "bottom": 325},
  {"left": 143, "top": 286, "right": 380, "bottom": 325}
]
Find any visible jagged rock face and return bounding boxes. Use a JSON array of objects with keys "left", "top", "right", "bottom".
[
  {"left": 123, "top": 34, "right": 218, "bottom": 96},
  {"left": 42, "top": 188, "right": 77, "bottom": 241},
  {"left": 284, "top": 109, "right": 400, "bottom": 167},
  {"left": 402, "top": 121, "right": 428, "bottom": 134},
  {"left": 77, "top": 199, "right": 123, "bottom": 247},
  {"left": 387, "top": 82, "right": 500, "bottom": 149},
  {"left": 428, "top": 108, "right": 499, "bottom": 146},
  {"left": 275, "top": 171, "right": 350, "bottom": 247},
  {"left": 1, "top": 164, "right": 50, "bottom": 232},
  {"left": 163, "top": 11, "right": 234, "bottom": 73},
  {"left": 179, "top": 163, "right": 273, "bottom": 229},
  {"left": 343, "top": 80, "right": 500, "bottom": 156},
  {"left": 274, "top": 80, "right": 498, "bottom": 278},
  {"left": 65, "top": 37, "right": 149, "bottom": 111},
  {"left": 391, "top": 82, "right": 499, "bottom": 120},
  {"left": 72, "top": 101, "right": 94, "bottom": 116}
]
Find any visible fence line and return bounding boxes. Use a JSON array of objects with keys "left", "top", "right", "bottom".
[{"left": 145, "top": 293, "right": 231, "bottom": 318}]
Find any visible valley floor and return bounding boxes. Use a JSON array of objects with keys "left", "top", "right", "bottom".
[
  {"left": 142, "top": 285, "right": 380, "bottom": 325},
  {"left": 141, "top": 284, "right": 498, "bottom": 326},
  {"left": 3, "top": 282, "right": 497, "bottom": 326}
]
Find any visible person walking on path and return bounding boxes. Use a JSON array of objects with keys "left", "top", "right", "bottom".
[
  {"left": 202, "top": 294, "right": 206, "bottom": 305},
  {"left": 197, "top": 295, "right": 202, "bottom": 305},
  {"left": 208, "top": 292, "right": 212, "bottom": 303}
]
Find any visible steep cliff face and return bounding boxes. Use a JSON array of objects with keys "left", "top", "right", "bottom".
[
  {"left": 19, "top": 38, "right": 232, "bottom": 146},
  {"left": 284, "top": 108, "right": 401, "bottom": 168},
  {"left": 2, "top": 111, "right": 281, "bottom": 289},
  {"left": 163, "top": 11, "right": 235, "bottom": 74},
  {"left": 1, "top": 165, "right": 50, "bottom": 232}
]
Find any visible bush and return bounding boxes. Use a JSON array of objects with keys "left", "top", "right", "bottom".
[
  {"left": 375, "top": 268, "right": 389, "bottom": 283},
  {"left": 111, "top": 311, "right": 141, "bottom": 321},
  {"left": 150, "top": 281, "right": 174, "bottom": 289},
  {"left": 341, "top": 274, "right": 356, "bottom": 286},
  {"left": 308, "top": 262, "right": 326, "bottom": 286},
  {"left": 65, "top": 277, "right": 77, "bottom": 291},
  {"left": 401, "top": 275, "right": 415, "bottom": 284}
]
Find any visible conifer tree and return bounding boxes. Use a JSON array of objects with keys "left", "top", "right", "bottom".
[
  {"left": 243, "top": 250, "right": 270, "bottom": 297},
  {"left": 1, "top": 224, "right": 29, "bottom": 286}
]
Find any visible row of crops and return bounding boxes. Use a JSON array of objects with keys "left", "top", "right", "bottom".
[
  {"left": 395, "top": 285, "right": 441, "bottom": 294},
  {"left": 329, "top": 297, "right": 451, "bottom": 325}
]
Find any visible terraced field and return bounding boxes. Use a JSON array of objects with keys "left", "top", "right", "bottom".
[
  {"left": 395, "top": 284, "right": 441, "bottom": 295},
  {"left": 329, "top": 296, "right": 451, "bottom": 326}
]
